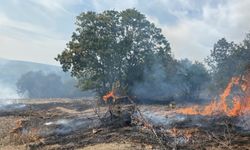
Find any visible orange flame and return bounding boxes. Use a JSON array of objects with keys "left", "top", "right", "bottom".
[
  {"left": 176, "top": 76, "right": 250, "bottom": 117},
  {"left": 103, "top": 91, "right": 115, "bottom": 102}
]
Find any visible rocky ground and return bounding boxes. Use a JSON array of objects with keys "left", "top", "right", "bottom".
[{"left": 0, "top": 99, "right": 249, "bottom": 150}]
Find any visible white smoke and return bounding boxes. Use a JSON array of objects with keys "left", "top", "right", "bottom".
[
  {"left": 143, "top": 111, "right": 187, "bottom": 127},
  {"left": 44, "top": 118, "right": 99, "bottom": 135},
  {"left": 0, "top": 82, "right": 27, "bottom": 107},
  {"left": 236, "top": 111, "right": 250, "bottom": 130},
  {"left": 0, "top": 85, "right": 20, "bottom": 99}
]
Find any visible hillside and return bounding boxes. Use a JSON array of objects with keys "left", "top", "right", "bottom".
[
  {"left": 0, "top": 58, "right": 88, "bottom": 99},
  {"left": 0, "top": 58, "right": 68, "bottom": 85}
]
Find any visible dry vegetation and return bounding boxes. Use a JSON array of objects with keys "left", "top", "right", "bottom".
[{"left": 0, "top": 99, "right": 249, "bottom": 150}]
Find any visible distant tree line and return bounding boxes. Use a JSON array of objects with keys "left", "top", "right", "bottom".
[{"left": 16, "top": 71, "right": 85, "bottom": 98}]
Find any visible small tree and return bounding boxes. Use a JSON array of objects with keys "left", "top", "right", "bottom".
[
  {"left": 176, "top": 59, "right": 210, "bottom": 100},
  {"left": 206, "top": 33, "right": 250, "bottom": 92},
  {"left": 56, "top": 9, "right": 173, "bottom": 95}
]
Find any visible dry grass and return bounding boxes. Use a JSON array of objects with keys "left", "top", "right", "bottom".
[
  {"left": 9, "top": 119, "right": 41, "bottom": 145},
  {"left": 78, "top": 142, "right": 153, "bottom": 150}
]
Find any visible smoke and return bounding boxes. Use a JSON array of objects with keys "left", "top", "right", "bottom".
[
  {"left": 143, "top": 111, "right": 184, "bottom": 126},
  {"left": 236, "top": 111, "right": 250, "bottom": 130},
  {"left": 132, "top": 62, "right": 181, "bottom": 101},
  {"left": 0, "top": 81, "right": 27, "bottom": 107},
  {"left": 44, "top": 118, "right": 99, "bottom": 135},
  {"left": 132, "top": 59, "right": 211, "bottom": 103},
  {"left": 0, "top": 85, "right": 20, "bottom": 99}
]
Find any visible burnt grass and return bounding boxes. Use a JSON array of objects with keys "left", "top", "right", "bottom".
[{"left": 0, "top": 99, "right": 249, "bottom": 150}]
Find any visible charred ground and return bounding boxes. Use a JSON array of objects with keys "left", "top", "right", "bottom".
[{"left": 0, "top": 99, "right": 249, "bottom": 150}]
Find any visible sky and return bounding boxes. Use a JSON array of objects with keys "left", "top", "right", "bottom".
[{"left": 0, "top": 0, "right": 249, "bottom": 65}]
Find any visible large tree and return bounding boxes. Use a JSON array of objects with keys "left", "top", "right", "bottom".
[{"left": 56, "top": 9, "right": 173, "bottom": 95}]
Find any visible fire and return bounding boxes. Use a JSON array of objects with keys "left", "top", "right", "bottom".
[
  {"left": 176, "top": 76, "right": 250, "bottom": 117},
  {"left": 103, "top": 91, "right": 115, "bottom": 102}
]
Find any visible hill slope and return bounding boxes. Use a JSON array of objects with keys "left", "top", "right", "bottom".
[
  {"left": 0, "top": 58, "right": 86, "bottom": 99},
  {"left": 0, "top": 58, "right": 67, "bottom": 85}
]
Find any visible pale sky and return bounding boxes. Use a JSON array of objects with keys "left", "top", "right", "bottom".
[{"left": 0, "top": 0, "right": 249, "bottom": 65}]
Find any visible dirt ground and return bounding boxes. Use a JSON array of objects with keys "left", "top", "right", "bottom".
[{"left": 0, "top": 99, "right": 249, "bottom": 150}]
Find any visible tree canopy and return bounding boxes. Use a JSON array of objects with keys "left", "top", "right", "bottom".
[
  {"left": 56, "top": 9, "right": 173, "bottom": 95},
  {"left": 16, "top": 71, "right": 85, "bottom": 98},
  {"left": 176, "top": 59, "right": 210, "bottom": 100},
  {"left": 206, "top": 33, "right": 250, "bottom": 92}
]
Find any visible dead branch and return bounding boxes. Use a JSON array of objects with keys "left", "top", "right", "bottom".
[{"left": 126, "top": 96, "right": 167, "bottom": 150}]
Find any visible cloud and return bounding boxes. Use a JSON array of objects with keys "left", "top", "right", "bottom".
[
  {"left": 0, "top": 13, "right": 52, "bottom": 37},
  {"left": 26, "top": 0, "right": 77, "bottom": 16},
  {"left": 0, "top": 1, "right": 74, "bottom": 65},
  {"left": 0, "top": 0, "right": 249, "bottom": 65},
  {"left": 147, "top": 0, "right": 250, "bottom": 61},
  {"left": 0, "top": 33, "right": 66, "bottom": 65},
  {"left": 0, "top": 12, "right": 67, "bottom": 65},
  {"left": 91, "top": 0, "right": 137, "bottom": 11},
  {"left": 73, "top": 0, "right": 250, "bottom": 62}
]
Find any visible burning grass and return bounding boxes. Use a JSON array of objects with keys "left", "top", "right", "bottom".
[{"left": 176, "top": 76, "right": 250, "bottom": 117}]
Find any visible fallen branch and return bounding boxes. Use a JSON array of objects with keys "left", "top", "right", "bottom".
[{"left": 126, "top": 96, "right": 166, "bottom": 150}]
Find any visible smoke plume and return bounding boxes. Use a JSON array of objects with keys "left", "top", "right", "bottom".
[{"left": 0, "top": 81, "right": 26, "bottom": 106}]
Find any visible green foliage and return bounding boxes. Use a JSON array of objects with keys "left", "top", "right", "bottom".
[
  {"left": 175, "top": 59, "right": 210, "bottom": 100},
  {"left": 16, "top": 71, "right": 84, "bottom": 98},
  {"left": 206, "top": 33, "right": 250, "bottom": 92},
  {"left": 16, "top": 71, "right": 62, "bottom": 98},
  {"left": 56, "top": 9, "right": 172, "bottom": 95},
  {"left": 131, "top": 59, "right": 210, "bottom": 102}
]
